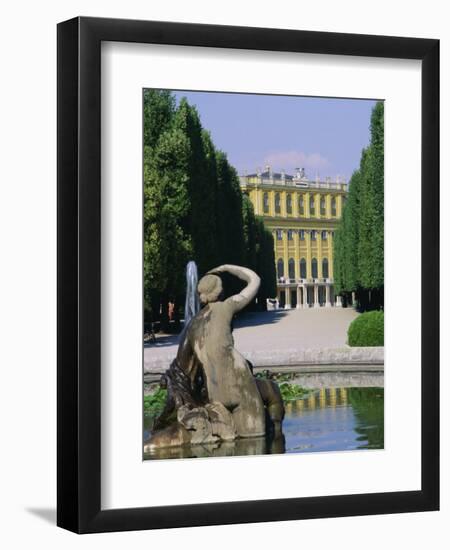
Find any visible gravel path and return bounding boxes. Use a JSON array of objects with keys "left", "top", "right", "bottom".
[{"left": 144, "top": 307, "right": 360, "bottom": 373}]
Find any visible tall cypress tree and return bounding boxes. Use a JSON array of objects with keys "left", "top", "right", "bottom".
[
  {"left": 255, "top": 218, "right": 277, "bottom": 310},
  {"left": 333, "top": 223, "right": 344, "bottom": 295},
  {"left": 343, "top": 168, "right": 362, "bottom": 292},
  {"left": 357, "top": 147, "right": 375, "bottom": 290},
  {"left": 143, "top": 89, "right": 175, "bottom": 149},
  {"left": 143, "top": 90, "right": 179, "bottom": 324},
  {"left": 173, "top": 100, "right": 219, "bottom": 275},
  {"left": 370, "top": 102, "right": 384, "bottom": 292},
  {"left": 144, "top": 127, "right": 193, "bottom": 328},
  {"left": 242, "top": 194, "right": 258, "bottom": 270},
  {"left": 215, "top": 150, "right": 246, "bottom": 266},
  {"left": 241, "top": 196, "right": 276, "bottom": 310},
  {"left": 333, "top": 101, "right": 384, "bottom": 310}
]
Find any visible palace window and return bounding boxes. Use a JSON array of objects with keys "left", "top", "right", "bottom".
[
  {"left": 288, "top": 258, "right": 295, "bottom": 280},
  {"left": 309, "top": 195, "right": 315, "bottom": 216},
  {"left": 320, "top": 196, "right": 326, "bottom": 215},
  {"left": 311, "top": 258, "right": 318, "bottom": 279},
  {"left": 263, "top": 192, "right": 269, "bottom": 214},
  {"left": 311, "top": 230, "right": 317, "bottom": 241},
  {"left": 331, "top": 197, "right": 337, "bottom": 216},
  {"left": 300, "top": 258, "right": 307, "bottom": 279},
  {"left": 287, "top": 229, "right": 293, "bottom": 241},
  {"left": 322, "top": 258, "right": 329, "bottom": 278},
  {"left": 277, "top": 258, "right": 285, "bottom": 278},
  {"left": 321, "top": 230, "right": 327, "bottom": 240},
  {"left": 286, "top": 194, "right": 292, "bottom": 214},
  {"left": 275, "top": 193, "right": 281, "bottom": 214},
  {"left": 276, "top": 229, "right": 283, "bottom": 240},
  {"left": 299, "top": 194, "right": 305, "bottom": 215},
  {"left": 299, "top": 229, "right": 305, "bottom": 240}
]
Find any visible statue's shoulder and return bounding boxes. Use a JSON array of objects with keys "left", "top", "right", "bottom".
[{"left": 210, "top": 299, "right": 234, "bottom": 319}]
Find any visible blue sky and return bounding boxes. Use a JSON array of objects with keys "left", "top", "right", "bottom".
[{"left": 173, "top": 90, "right": 377, "bottom": 182}]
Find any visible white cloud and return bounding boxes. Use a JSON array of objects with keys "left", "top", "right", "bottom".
[{"left": 263, "top": 151, "right": 329, "bottom": 173}]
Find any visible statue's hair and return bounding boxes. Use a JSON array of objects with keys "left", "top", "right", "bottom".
[{"left": 197, "top": 274, "right": 223, "bottom": 304}]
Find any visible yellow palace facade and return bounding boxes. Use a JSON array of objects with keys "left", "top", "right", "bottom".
[{"left": 240, "top": 167, "right": 348, "bottom": 309}]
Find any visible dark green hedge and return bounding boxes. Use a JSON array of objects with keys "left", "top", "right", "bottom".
[{"left": 348, "top": 310, "right": 384, "bottom": 347}]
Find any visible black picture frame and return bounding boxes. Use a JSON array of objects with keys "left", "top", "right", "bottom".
[{"left": 57, "top": 16, "right": 439, "bottom": 533}]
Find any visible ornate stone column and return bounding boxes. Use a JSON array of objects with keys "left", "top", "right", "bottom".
[
  {"left": 285, "top": 286, "right": 291, "bottom": 309},
  {"left": 325, "top": 285, "right": 331, "bottom": 307},
  {"left": 281, "top": 190, "right": 287, "bottom": 217},
  {"left": 293, "top": 229, "right": 300, "bottom": 280},
  {"left": 306, "top": 231, "right": 312, "bottom": 279},
  {"left": 314, "top": 284, "right": 320, "bottom": 308},
  {"left": 269, "top": 189, "right": 275, "bottom": 216},
  {"left": 337, "top": 193, "right": 343, "bottom": 218},
  {"left": 305, "top": 191, "right": 311, "bottom": 218},
  {"left": 317, "top": 229, "right": 323, "bottom": 279},
  {"left": 326, "top": 193, "right": 332, "bottom": 218},
  {"left": 282, "top": 229, "right": 288, "bottom": 283},
  {"left": 328, "top": 230, "right": 334, "bottom": 280}
]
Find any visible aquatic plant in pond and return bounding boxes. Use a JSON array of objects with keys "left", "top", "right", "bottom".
[
  {"left": 277, "top": 382, "right": 310, "bottom": 401},
  {"left": 144, "top": 387, "right": 167, "bottom": 415},
  {"left": 144, "top": 375, "right": 310, "bottom": 418},
  {"left": 254, "top": 369, "right": 311, "bottom": 401}
]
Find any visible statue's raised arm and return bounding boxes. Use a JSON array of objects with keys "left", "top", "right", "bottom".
[{"left": 208, "top": 264, "right": 260, "bottom": 313}]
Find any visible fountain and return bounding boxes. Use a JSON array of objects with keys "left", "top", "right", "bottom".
[
  {"left": 145, "top": 264, "right": 285, "bottom": 453},
  {"left": 178, "top": 260, "right": 200, "bottom": 343}
]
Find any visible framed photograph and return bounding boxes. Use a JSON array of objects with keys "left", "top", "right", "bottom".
[{"left": 57, "top": 17, "right": 439, "bottom": 533}]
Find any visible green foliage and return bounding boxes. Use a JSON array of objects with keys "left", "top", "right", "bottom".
[
  {"left": 370, "top": 103, "right": 385, "bottom": 289},
  {"left": 347, "top": 310, "right": 384, "bottom": 347},
  {"left": 333, "top": 101, "right": 384, "bottom": 309},
  {"left": 278, "top": 382, "right": 310, "bottom": 401},
  {"left": 254, "top": 370, "right": 310, "bottom": 401},
  {"left": 333, "top": 222, "right": 344, "bottom": 295},
  {"left": 143, "top": 90, "right": 185, "bottom": 321},
  {"left": 344, "top": 169, "right": 362, "bottom": 290},
  {"left": 254, "top": 369, "right": 293, "bottom": 382},
  {"left": 242, "top": 195, "right": 258, "bottom": 270},
  {"left": 255, "top": 218, "right": 277, "bottom": 304},
  {"left": 173, "top": 102, "right": 220, "bottom": 274},
  {"left": 143, "top": 128, "right": 193, "bottom": 304},
  {"left": 358, "top": 148, "right": 376, "bottom": 289},
  {"left": 241, "top": 198, "right": 277, "bottom": 308},
  {"left": 215, "top": 150, "right": 246, "bottom": 266},
  {"left": 143, "top": 89, "right": 175, "bottom": 149},
  {"left": 143, "top": 387, "right": 168, "bottom": 415}
]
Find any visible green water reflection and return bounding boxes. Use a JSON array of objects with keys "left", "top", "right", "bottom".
[{"left": 143, "top": 387, "right": 384, "bottom": 460}]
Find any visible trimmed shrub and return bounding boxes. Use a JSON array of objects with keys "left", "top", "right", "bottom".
[{"left": 348, "top": 310, "right": 384, "bottom": 347}]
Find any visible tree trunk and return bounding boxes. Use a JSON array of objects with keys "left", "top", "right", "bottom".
[
  {"left": 173, "top": 297, "right": 181, "bottom": 332},
  {"left": 160, "top": 292, "right": 170, "bottom": 333}
]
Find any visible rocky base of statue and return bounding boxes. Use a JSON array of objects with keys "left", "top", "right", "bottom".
[
  {"left": 145, "top": 401, "right": 236, "bottom": 451},
  {"left": 144, "top": 359, "right": 285, "bottom": 454}
]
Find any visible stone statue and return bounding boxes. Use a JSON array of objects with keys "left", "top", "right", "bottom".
[{"left": 145, "top": 264, "right": 284, "bottom": 453}]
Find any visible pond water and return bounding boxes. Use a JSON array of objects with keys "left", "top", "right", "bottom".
[{"left": 143, "top": 387, "right": 384, "bottom": 460}]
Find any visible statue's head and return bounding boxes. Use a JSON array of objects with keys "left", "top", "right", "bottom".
[{"left": 198, "top": 274, "right": 223, "bottom": 304}]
